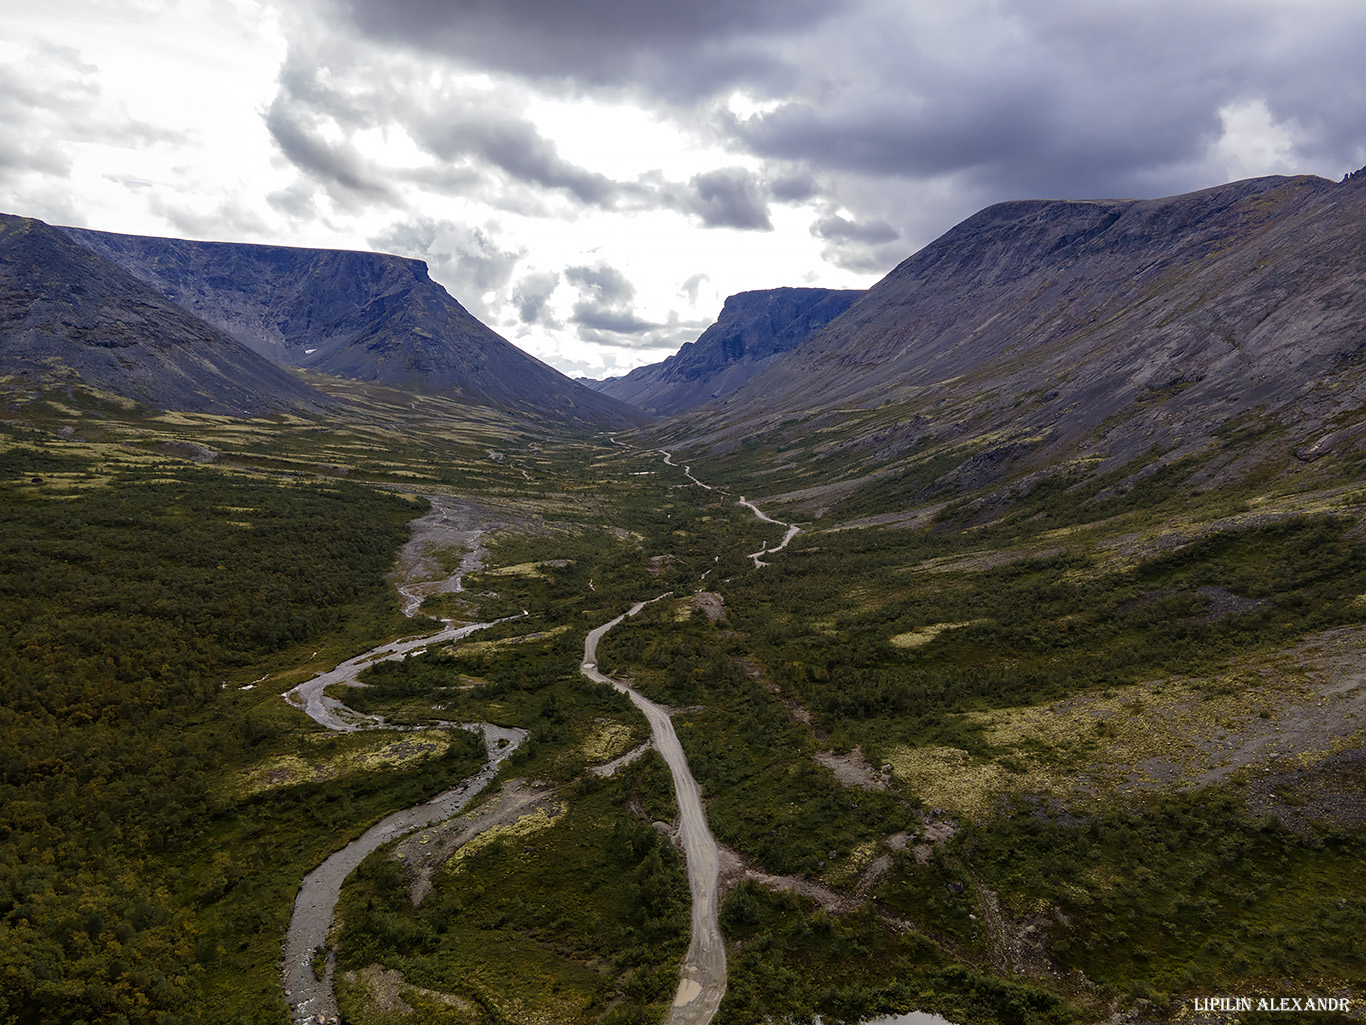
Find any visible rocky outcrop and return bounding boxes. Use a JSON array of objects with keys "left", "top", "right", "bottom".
[
  {"left": 589, "top": 287, "right": 861, "bottom": 415},
  {"left": 0, "top": 214, "right": 327, "bottom": 415},
  {"left": 61, "top": 228, "right": 644, "bottom": 428}
]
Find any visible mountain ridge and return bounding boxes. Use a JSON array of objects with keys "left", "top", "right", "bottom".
[
  {"left": 60, "top": 227, "right": 644, "bottom": 428},
  {"left": 0, "top": 213, "right": 329, "bottom": 416},
  {"left": 588, "top": 286, "right": 862, "bottom": 415},
  {"left": 652, "top": 173, "right": 1366, "bottom": 514}
]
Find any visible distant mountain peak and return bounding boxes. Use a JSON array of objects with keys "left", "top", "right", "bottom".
[
  {"left": 661, "top": 173, "right": 1366, "bottom": 504},
  {"left": 588, "top": 286, "right": 862, "bottom": 415}
]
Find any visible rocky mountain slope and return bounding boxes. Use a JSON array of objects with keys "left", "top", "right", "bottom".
[
  {"left": 62, "top": 228, "right": 643, "bottom": 428},
  {"left": 0, "top": 214, "right": 327, "bottom": 416},
  {"left": 658, "top": 173, "right": 1366, "bottom": 513},
  {"left": 588, "top": 287, "right": 861, "bottom": 415}
]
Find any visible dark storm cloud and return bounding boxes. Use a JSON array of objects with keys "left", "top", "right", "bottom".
[
  {"left": 571, "top": 306, "right": 658, "bottom": 335},
  {"left": 724, "top": 83, "right": 1218, "bottom": 206},
  {"left": 565, "top": 264, "right": 636, "bottom": 306},
  {"left": 679, "top": 273, "right": 709, "bottom": 304},
  {"left": 267, "top": 56, "right": 789, "bottom": 230},
  {"left": 297, "top": 0, "right": 1366, "bottom": 291},
  {"left": 323, "top": 0, "right": 1366, "bottom": 197},
  {"left": 411, "top": 115, "right": 623, "bottom": 207},
  {"left": 719, "top": 0, "right": 1366, "bottom": 204},
  {"left": 265, "top": 50, "right": 657, "bottom": 214},
  {"left": 263, "top": 57, "right": 398, "bottom": 202},
  {"left": 767, "top": 171, "right": 820, "bottom": 203},
  {"left": 564, "top": 262, "right": 661, "bottom": 338},
  {"left": 329, "top": 0, "right": 839, "bottom": 97},
  {"left": 263, "top": 27, "right": 809, "bottom": 233},
  {"left": 809, "top": 210, "right": 903, "bottom": 274},
  {"left": 512, "top": 270, "right": 561, "bottom": 326},
  {"left": 684, "top": 167, "right": 773, "bottom": 230},
  {"left": 647, "top": 166, "right": 777, "bottom": 230},
  {"left": 575, "top": 316, "right": 714, "bottom": 354},
  {"left": 811, "top": 214, "right": 898, "bottom": 245},
  {"left": 266, "top": 180, "right": 318, "bottom": 221},
  {"left": 265, "top": 94, "right": 396, "bottom": 202}
]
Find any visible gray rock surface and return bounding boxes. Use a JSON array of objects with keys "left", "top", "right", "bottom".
[
  {"left": 671, "top": 173, "right": 1366, "bottom": 492},
  {"left": 590, "top": 287, "right": 861, "bottom": 414},
  {"left": 60, "top": 226, "right": 643, "bottom": 427},
  {"left": 0, "top": 213, "right": 327, "bottom": 415}
]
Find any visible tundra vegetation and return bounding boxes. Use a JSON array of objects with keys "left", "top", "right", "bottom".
[{"left": 1, "top": 377, "right": 1363, "bottom": 1025}]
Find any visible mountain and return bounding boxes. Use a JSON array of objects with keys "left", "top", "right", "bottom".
[
  {"left": 660, "top": 173, "right": 1366, "bottom": 512},
  {"left": 61, "top": 227, "right": 644, "bottom": 428},
  {"left": 588, "top": 287, "right": 861, "bottom": 415},
  {"left": 0, "top": 214, "right": 327, "bottom": 415}
]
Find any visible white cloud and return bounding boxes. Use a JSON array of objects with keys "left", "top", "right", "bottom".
[
  {"left": 6, "top": 0, "right": 1364, "bottom": 379},
  {"left": 369, "top": 217, "right": 525, "bottom": 321},
  {"left": 1206, "top": 99, "right": 1302, "bottom": 181}
]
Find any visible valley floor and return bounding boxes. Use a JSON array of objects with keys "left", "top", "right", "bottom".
[{"left": 2, "top": 387, "right": 1363, "bottom": 1025}]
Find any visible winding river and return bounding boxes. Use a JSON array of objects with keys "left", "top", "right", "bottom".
[
  {"left": 280, "top": 496, "right": 525, "bottom": 1024},
  {"left": 282, "top": 720, "right": 526, "bottom": 1025}
]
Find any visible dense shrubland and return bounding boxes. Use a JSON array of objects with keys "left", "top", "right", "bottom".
[
  {"left": 4, "top": 403, "right": 1365, "bottom": 1025},
  {"left": 0, "top": 445, "right": 456, "bottom": 1023}
]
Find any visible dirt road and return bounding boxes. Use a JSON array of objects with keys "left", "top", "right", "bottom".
[
  {"left": 660, "top": 449, "right": 717, "bottom": 491},
  {"left": 738, "top": 496, "right": 800, "bottom": 567},
  {"left": 581, "top": 599, "right": 727, "bottom": 1025}
]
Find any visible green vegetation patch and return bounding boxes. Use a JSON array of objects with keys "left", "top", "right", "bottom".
[
  {"left": 0, "top": 458, "right": 431, "bottom": 1024},
  {"left": 717, "top": 883, "right": 1073, "bottom": 1025},
  {"left": 598, "top": 605, "right": 913, "bottom": 879},
  {"left": 884, "top": 647, "right": 1365, "bottom": 819},
  {"left": 962, "top": 793, "right": 1366, "bottom": 1008},
  {"left": 335, "top": 755, "right": 688, "bottom": 1025},
  {"left": 236, "top": 729, "right": 463, "bottom": 795},
  {"left": 341, "top": 628, "right": 649, "bottom": 783}
]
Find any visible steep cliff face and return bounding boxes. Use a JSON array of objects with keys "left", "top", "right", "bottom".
[
  {"left": 590, "top": 287, "right": 861, "bottom": 414},
  {"left": 667, "top": 174, "right": 1366, "bottom": 498},
  {"left": 61, "top": 229, "right": 644, "bottom": 428},
  {"left": 0, "top": 214, "right": 327, "bottom": 415}
]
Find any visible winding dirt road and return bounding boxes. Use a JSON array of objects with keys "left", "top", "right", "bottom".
[
  {"left": 738, "top": 496, "right": 801, "bottom": 567},
  {"left": 660, "top": 449, "right": 716, "bottom": 491},
  {"left": 581, "top": 599, "right": 727, "bottom": 1025}
]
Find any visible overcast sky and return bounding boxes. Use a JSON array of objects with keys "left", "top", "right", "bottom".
[{"left": 5, "top": 1, "right": 1364, "bottom": 377}]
